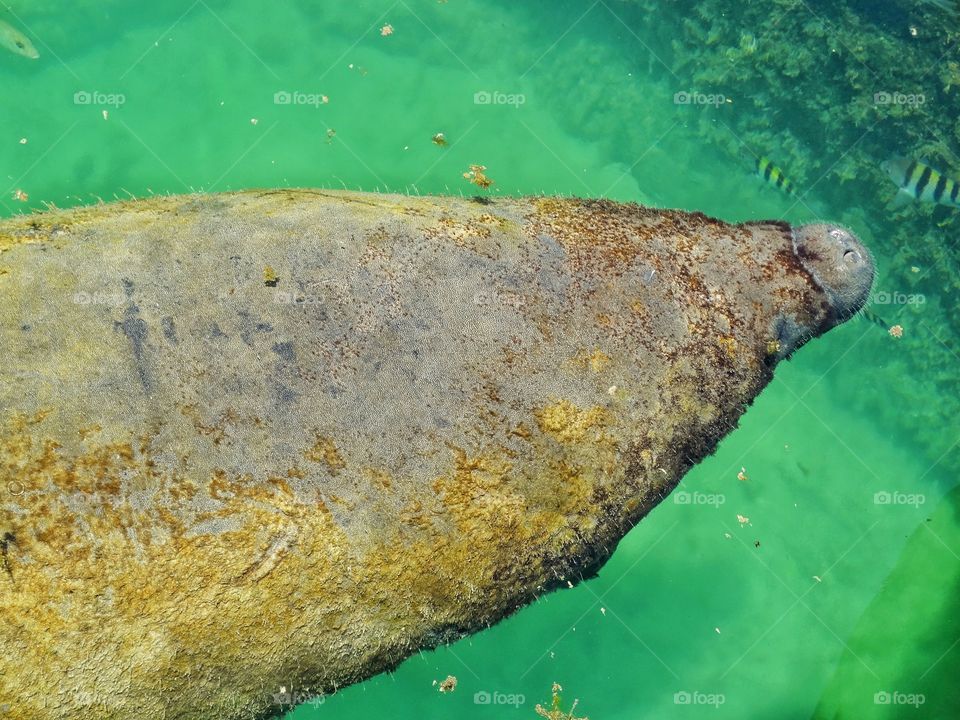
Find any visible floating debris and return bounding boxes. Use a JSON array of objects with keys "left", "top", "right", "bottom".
[
  {"left": 736, "top": 514, "right": 750, "bottom": 526},
  {"left": 463, "top": 164, "right": 494, "bottom": 189},
  {"left": 737, "top": 467, "right": 749, "bottom": 482},
  {"left": 432, "top": 132, "right": 447, "bottom": 147},
  {"left": 535, "top": 683, "right": 588, "bottom": 720},
  {"left": 380, "top": 24, "right": 394, "bottom": 37},
  {"left": 889, "top": 324, "right": 904, "bottom": 338},
  {"left": 11, "top": 189, "right": 28, "bottom": 202},
  {"left": 436, "top": 675, "right": 457, "bottom": 693}
]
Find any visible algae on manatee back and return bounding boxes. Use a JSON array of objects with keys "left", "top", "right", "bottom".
[{"left": 0, "top": 189, "right": 872, "bottom": 719}]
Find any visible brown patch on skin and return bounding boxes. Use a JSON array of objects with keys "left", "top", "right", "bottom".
[
  {"left": 179, "top": 405, "right": 240, "bottom": 446},
  {"left": 422, "top": 213, "right": 504, "bottom": 258},
  {"left": 365, "top": 468, "right": 393, "bottom": 490},
  {"left": 510, "top": 423, "right": 533, "bottom": 441},
  {"left": 304, "top": 434, "right": 346, "bottom": 475},
  {"left": 571, "top": 348, "right": 611, "bottom": 373},
  {"left": 716, "top": 335, "right": 738, "bottom": 359},
  {"left": 535, "top": 400, "right": 608, "bottom": 445},
  {"left": 77, "top": 424, "right": 102, "bottom": 441}
]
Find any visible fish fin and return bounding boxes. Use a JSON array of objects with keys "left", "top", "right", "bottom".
[{"left": 888, "top": 190, "right": 913, "bottom": 209}]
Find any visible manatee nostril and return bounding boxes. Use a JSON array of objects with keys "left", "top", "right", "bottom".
[{"left": 843, "top": 249, "right": 860, "bottom": 264}]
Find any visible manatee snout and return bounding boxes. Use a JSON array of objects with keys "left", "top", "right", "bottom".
[{"left": 792, "top": 223, "right": 874, "bottom": 321}]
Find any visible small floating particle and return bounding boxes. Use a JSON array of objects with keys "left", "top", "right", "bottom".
[
  {"left": 753, "top": 540, "right": 760, "bottom": 548},
  {"left": 102, "top": 110, "right": 109, "bottom": 121},
  {"left": 432, "top": 132, "right": 447, "bottom": 147},
  {"left": 326, "top": 129, "right": 336, "bottom": 143},
  {"left": 11, "top": 189, "right": 28, "bottom": 202},
  {"left": 600, "top": 607, "right": 606, "bottom": 616},
  {"left": 321, "top": 95, "right": 329, "bottom": 104},
  {"left": 813, "top": 575, "right": 822, "bottom": 583},
  {"left": 723, "top": 532, "right": 732, "bottom": 539},
  {"left": 380, "top": 24, "right": 394, "bottom": 36},
  {"left": 715, "top": 627, "right": 721, "bottom": 634},
  {"left": 566, "top": 580, "right": 573, "bottom": 588},
  {"left": 736, "top": 514, "right": 750, "bottom": 526},
  {"left": 437, "top": 675, "right": 457, "bottom": 693},
  {"left": 910, "top": 266, "right": 920, "bottom": 273},
  {"left": 18, "top": 137, "right": 26, "bottom": 145},
  {"left": 888, "top": 324, "right": 903, "bottom": 338},
  {"left": 250, "top": 118, "right": 259, "bottom": 126},
  {"left": 737, "top": 467, "right": 749, "bottom": 482}
]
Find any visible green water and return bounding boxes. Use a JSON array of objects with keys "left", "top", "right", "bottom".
[{"left": 2, "top": 0, "right": 957, "bottom": 718}]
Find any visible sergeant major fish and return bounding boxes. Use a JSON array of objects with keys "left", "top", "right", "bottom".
[
  {"left": 882, "top": 155, "right": 960, "bottom": 208},
  {"left": 0, "top": 20, "right": 38, "bottom": 59},
  {"left": 755, "top": 156, "right": 796, "bottom": 195}
]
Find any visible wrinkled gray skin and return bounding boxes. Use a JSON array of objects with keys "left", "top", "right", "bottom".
[{"left": 0, "top": 191, "right": 872, "bottom": 720}]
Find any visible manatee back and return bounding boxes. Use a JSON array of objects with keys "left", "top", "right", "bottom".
[{"left": 0, "top": 190, "right": 827, "bottom": 719}]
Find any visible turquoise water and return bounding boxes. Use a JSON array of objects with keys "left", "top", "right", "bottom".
[{"left": 2, "top": 0, "right": 957, "bottom": 717}]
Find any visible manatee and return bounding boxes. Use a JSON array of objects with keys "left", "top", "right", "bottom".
[{"left": 0, "top": 191, "right": 872, "bottom": 719}]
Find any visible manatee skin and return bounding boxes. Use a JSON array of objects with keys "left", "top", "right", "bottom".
[{"left": 0, "top": 191, "right": 872, "bottom": 719}]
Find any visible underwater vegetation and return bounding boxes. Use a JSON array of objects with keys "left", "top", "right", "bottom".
[{"left": 586, "top": 0, "right": 960, "bottom": 477}]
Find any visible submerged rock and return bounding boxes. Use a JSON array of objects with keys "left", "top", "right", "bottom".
[{"left": 0, "top": 190, "right": 872, "bottom": 719}]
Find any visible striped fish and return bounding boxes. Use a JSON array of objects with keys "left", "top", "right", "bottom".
[
  {"left": 755, "top": 156, "right": 796, "bottom": 195},
  {"left": 861, "top": 307, "right": 888, "bottom": 329},
  {"left": 882, "top": 155, "right": 960, "bottom": 208}
]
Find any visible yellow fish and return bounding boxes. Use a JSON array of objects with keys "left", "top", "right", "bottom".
[{"left": 0, "top": 19, "right": 38, "bottom": 59}]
